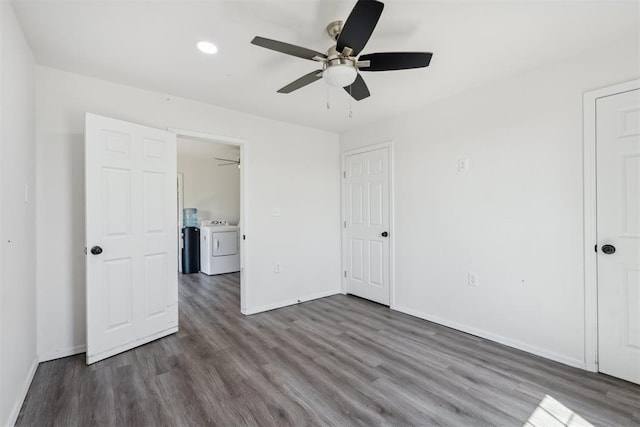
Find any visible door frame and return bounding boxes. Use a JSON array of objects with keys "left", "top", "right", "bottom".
[
  {"left": 341, "top": 141, "right": 395, "bottom": 307},
  {"left": 177, "top": 173, "right": 184, "bottom": 273},
  {"left": 168, "top": 128, "right": 250, "bottom": 314},
  {"left": 583, "top": 79, "right": 640, "bottom": 372}
]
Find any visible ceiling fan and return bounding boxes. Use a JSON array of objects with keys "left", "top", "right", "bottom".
[
  {"left": 250, "top": 0, "right": 433, "bottom": 101},
  {"left": 215, "top": 157, "right": 240, "bottom": 168}
]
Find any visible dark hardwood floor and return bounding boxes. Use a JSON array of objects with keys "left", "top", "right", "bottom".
[{"left": 17, "top": 273, "right": 640, "bottom": 426}]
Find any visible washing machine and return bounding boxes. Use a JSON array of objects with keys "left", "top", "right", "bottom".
[{"left": 200, "top": 220, "right": 240, "bottom": 275}]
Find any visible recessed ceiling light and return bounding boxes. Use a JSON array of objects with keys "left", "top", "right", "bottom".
[{"left": 197, "top": 41, "right": 218, "bottom": 55}]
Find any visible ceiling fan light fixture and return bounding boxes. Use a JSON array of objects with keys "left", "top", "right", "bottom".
[
  {"left": 323, "top": 64, "right": 357, "bottom": 88},
  {"left": 197, "top": 41, "right": 218, "bottom": 55}
]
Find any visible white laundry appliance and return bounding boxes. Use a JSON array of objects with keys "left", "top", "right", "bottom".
[{"left": 200, "top": 220, "right": 240, "bottom": 275}]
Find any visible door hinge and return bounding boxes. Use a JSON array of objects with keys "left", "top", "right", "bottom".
[
  {"left": 343, "top": 171, "right": 346, "bottom": 178},
  {"left": 343, "top": 221, "right": 346, "bottom": 228},
  {"left": 344, "top": 270, "right": 347, "bottom": 278}
]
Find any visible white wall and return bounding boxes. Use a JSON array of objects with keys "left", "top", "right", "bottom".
[
  {"left": 36, "top": 66, "right": 341, "bottom": 360},
  {"left": 341, "top": 38, "right": 640, "bottom": 368},
  {"left": 0, "top": 3, "right": 37, "bottom": 426},
  {"left": 177, "top": 138, "right": 240, "bottom": 224}
]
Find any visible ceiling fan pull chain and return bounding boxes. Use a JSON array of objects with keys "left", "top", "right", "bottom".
[
  {"left": 326, "top": 85, "right": 330, "bottom": 110},
  {"left": 349, "top": 85, "right": 353, "bottom": 118}
]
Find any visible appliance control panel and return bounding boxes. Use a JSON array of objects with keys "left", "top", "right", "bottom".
[{"left": 201, "top": 220, "right": 229, "bottom": 227}]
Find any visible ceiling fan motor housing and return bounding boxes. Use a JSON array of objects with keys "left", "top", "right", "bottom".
[{"left": 326, "top": 46, "right": 357, "bottom": 65}]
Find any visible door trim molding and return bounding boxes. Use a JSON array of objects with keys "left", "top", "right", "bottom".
[
  {"left": 341, "top": 141, "right": 395, "bottom": 307},
  {"left": 168, "top": 128, "right": 250, "bottom": 314},
  {"left": 583, "top": 79, "right": 640, "bottom": 372}
]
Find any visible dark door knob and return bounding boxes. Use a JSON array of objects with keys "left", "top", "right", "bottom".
[
  {"left": 601, "top": 244, "right": 616, "bottom": 255},
  {"left": 90, "top": 246, "right": 103, "bottom": 255},
  {"left": 381, "top": 231, "right": 389, "bottom": 237}
]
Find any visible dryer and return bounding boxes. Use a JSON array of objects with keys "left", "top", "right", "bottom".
[{"left": 200, "top": 220, "right": 240, "bottom": 275}]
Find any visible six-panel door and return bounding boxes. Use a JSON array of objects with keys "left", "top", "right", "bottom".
[
  {"left": 345, "top": 147, "right": 390, "bottom": 305},
  {"left": 85, "top": 113, "right": 178, "bottom": 364},
  {"left": 597, "top": 89, "right": 640, "bottom": 384}
]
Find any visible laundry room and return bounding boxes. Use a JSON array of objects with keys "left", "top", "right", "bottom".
[{"left": 177, "top": 136, "right": 241, "bottom": 278}]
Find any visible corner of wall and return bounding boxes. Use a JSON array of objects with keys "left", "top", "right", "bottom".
[
  {"left": 1, "top": 3, "right": 39, "bottom": 426},
  {"left": 3, "top": 357, "right": 38, "bottom": 427}
]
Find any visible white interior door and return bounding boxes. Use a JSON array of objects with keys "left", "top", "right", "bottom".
[
  {"left": 344, "top": 147, "right": 390, "bottom": 305},
  {"left": 597, "top": 88, "right": 640, "bottom": 384},
  {"left": 85, "top": 113, "right": 178, "bottom": 365}
]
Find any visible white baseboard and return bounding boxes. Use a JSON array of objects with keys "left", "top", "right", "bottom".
[
  {"left": 244, "top": 289, "right": 341, "bottom": 315},
  {"left": 392, "top": 304, "right": 586, "bottom": 370},
  {"left": 38, "top": 344, "right": 86, "bottom": 363},
  {"left": 5, "top": 357, "right": 38, "bottom": 427}
]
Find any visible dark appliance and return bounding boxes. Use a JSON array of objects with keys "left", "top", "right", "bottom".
[{"left": 182, "top": 226, "right": 200, "bottom": 274}]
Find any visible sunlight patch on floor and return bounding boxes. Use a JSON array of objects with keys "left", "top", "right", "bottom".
[{"left": 524, "top": 395, "right": 593, "bottom": 427}]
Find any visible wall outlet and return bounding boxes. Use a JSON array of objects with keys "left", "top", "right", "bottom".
[
  {"left": 458, "top": 158, "right": 469, "bottom": 172},
  {"left": 274, "top": 263, "right": 281, "bottom": 273},
  {"left": 271, "top": 207, "right": 281, "bottom": 217},
  {"left": 468, "top": 272, "right": 478, "bottom": 287}
]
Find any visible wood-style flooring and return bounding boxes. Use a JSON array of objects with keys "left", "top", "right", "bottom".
[{"left": 17, "top": 273, "right": 640, "bottom": 426}]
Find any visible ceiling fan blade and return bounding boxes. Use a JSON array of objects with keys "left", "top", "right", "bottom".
[
  {"left": 344, "top": 74, "right": 370, "bottom": 101},
  {"left": 251, "top": 36, "right": 327, "bottom": 61},
  {"left": 337, "top": 0, "right": 384, "bottom": 56},
  {"left": 358, "top": 52, "right": 433, "bottom": 71},
  {"left": 277, "top": 70, "right": 324, "bottom": 94}
]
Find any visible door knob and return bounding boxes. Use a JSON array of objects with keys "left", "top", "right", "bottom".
[
  {"left": 381, "top": 231, "right": 389, "bottom": 237},
  {"left": 90, "top": 246, "right": 103, "bottom": 255},
  {"left": 601, "top": 244, "right": 616, "bottom": 255}
]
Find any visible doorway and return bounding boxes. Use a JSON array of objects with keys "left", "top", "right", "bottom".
[
  {"left": 177, "top": 137, "right": 240, "bottom": 274},
  {"left": 341, "top": 143, "right": 393, "bottom": 306},
  {"left": 171, "top": 129, "right": 248, "bottom": 314},
  {"left": 584, "top": 80, "right": 640, "bottom": 384}
]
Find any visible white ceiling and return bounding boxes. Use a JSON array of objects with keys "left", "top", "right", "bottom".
[{"left": 12, "top": 0, "right": 639, "bottom": 133}]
